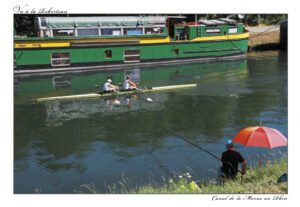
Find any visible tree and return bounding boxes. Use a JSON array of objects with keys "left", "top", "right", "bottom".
[{"left": 14, "top": 15, "right": 35, "bottom": 36}]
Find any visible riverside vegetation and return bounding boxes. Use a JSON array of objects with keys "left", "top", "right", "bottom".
[{"left": 77, "top": 152, "right": 287, "bottom": 194}]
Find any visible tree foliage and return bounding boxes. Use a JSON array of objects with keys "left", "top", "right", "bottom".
[
  {"left": 14, "top": 14, "right": 35, "bottom": 36},
  {"left": 244, "top": 14, "right": 287, "bottom": 26}
]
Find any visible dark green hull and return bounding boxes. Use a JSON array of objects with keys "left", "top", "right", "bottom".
[{"left": 14, "top": 38, "right": 248, "bottom": 77}]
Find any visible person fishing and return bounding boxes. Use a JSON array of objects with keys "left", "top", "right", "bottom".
[
  {"left": 103, "top": 79, "right": 119, "bottom": 93},
  {"left": 150, "top": 122, "right": 247, "bottom": 183},
  {"left": 220, "top": 140, "right": 247, "bottom": 179},
  {"left": 123, "top": 76, "right": 138, "bottom": 90}
]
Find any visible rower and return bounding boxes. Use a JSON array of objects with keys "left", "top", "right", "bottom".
[
  {"left": 103, "top": 79, "right": 119, "bottom": 93},
  {"left": 123, "top": 76, "right": 138, "bottom": 90}
]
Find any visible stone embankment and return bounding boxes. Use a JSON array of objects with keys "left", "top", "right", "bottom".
[{"left": 247, "top": 20, "right": 287, "bottom": 51}]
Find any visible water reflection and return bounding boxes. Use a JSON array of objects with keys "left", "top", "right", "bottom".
[
  {"left": 52, "top": 75, "right": 72, "bottom": 89},
  {"left": 14, "top": 59, "right": 247, "bottom": 103},
  {"left": 14, "top": 53, "right": 287, "bottom": 193},
  {"left": 44, "top": 93, "right": 168, "bottom": 127}
]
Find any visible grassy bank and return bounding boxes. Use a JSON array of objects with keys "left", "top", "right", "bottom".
[
  {"left": 78, "top": 155, "right": 287, "bottom": 194},
  {"left": 129, "top": 156, "right": 287, "bottom": 193}
]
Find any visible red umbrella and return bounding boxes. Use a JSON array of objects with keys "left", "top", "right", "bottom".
[{"left": 232, "top": 126, "right": 287, "bottom": 149}]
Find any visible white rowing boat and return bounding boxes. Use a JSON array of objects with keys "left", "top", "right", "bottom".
[{"left": 35, "top": 83, "right": 197, "bottom": 102}]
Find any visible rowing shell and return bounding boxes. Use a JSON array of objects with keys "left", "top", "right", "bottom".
[{"left": 35, "top": 83, "right": 197, "bottom": 102}]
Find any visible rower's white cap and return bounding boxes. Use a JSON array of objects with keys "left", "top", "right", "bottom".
[{"left": 107, "top": 79, "right": 112, "bottom": 82}]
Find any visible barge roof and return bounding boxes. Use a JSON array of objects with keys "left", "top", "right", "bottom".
[{"left": 37, "top": 16, "right": 167, "bottom": 29}]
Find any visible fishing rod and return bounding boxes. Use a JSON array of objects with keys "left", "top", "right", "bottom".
[
  {"left": 151, "top": 121, "right": 244, "bottom": 177},
  {"left": 150, "top": 121, "right": 221, "bottom": 161}
]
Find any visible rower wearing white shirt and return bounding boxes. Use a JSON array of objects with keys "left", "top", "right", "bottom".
[
  {"left": 103, "top": 79, "right": 119, "bottom": 92},
  {"left": 123, "top": 76, "right": 138, "bottom": 90}
]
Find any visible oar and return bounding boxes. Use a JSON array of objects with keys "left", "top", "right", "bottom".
[
  {"left": 142, "top": 87, "right": 154, "bottom": 102},
  {"left": 134, "top": 85, "right": 153, "bottom": 102}
]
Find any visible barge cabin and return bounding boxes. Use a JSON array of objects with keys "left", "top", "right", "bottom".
[{"left": 14, "top": 16, "right": 249, "bottom": 75}]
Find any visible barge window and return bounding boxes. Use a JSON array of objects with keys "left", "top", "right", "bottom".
[
  {"left": 77, "top": 28, "right": 99, "bottom": 36},
  {"left": 53, "top": 29, "right": 74, "bottom": 37},
  {"left": 145, "top": 27, "right": 163, "bottom": 34},
  {"left": 112, "top": 29, "right": 122, "bottom": 35},
  {"left": 124, "top": 50, "right": 140, "bottom": 56},
  {"left": 40, "top": 17, "right": 47, "bottom": 27},
  {"left": 229, "top": 27, "right": 238, "bottom": 34},
  {"left": 51, "top": 52, "right": 71, "bottom": 67},
  {"left": 105, "top": 50, "right": 112, "bottom": 59},
  {"left": 42, "top": 30, "right": 51, "bottom": 37},
  {"left": 205, "top": 28, "right": 221, "bottom": 34},
  {"left": 101, "top": 28, "right": 121, "bottom": 36},
  {"left": 175, "top": 28, "right": 186, "bottom": 40},
  {"left": 123, "top": 28, "right": 143, "bottom": 35},
  {"left": 174, "top": 49, "right": 179, "bottom": 55},
  {"left": 124, "top": 50, "right": 140, "bottom": 63}
]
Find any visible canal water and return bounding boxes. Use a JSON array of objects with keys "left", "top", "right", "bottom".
[{"left": 14, "top": 51, "right": 287, "bottom": 193}]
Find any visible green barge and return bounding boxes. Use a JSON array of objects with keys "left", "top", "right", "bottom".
[{"left": 14, "top": 16, "right": 249, "bottom": 76}]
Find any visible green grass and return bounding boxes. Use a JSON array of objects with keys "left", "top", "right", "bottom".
[
  {"left": 77, "top": 154, "right": 287, "bottom": 194},
  {"left": 200, "top": 157, "right": 287, "bottom": 194},
  {"left": 133, "top": 155, "right": 288, "bottom": 194}
]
